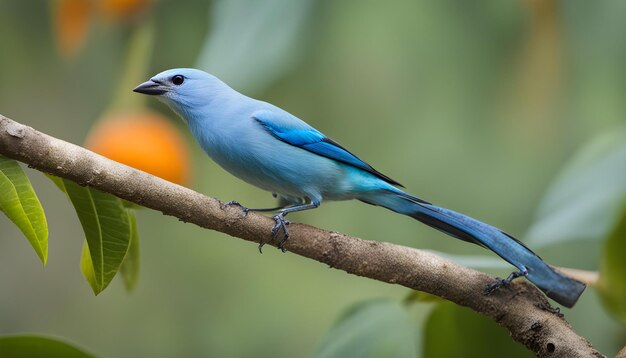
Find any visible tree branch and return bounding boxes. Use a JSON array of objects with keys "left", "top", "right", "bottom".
[{"left": 0, "top": 114, "right": 603, "bottom": 357}]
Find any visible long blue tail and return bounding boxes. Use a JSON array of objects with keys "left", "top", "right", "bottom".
[{"left": 359, "top": 189, "right": 585, "bottom": 307}]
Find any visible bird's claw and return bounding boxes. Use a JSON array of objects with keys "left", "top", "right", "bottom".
[
  {"left": 225, "top": 200, "right": 249, "bottom": 215},
  {"left": 277, "top": 235, "right": 289, "bottom": 253},
  {"left": 270, "top": 215, "right": 290, "bottom": 236},
  {"left": 257, "top": 214, "right": 290, "bottom": 253},
  {"left": 485, "top": 278, "right": 509, "bottom": 295},
  {"left": 485, "top": 270, "right": 528, "bottom": 295},
  {"left": 271, "top": 214, "right": 290, "bottom": 253}
]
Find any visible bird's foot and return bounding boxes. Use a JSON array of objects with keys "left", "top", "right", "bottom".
[
  {"left": 485, "top": 278, "right": 508, "bottom": 295},
  {"left": 485, "top": 270, "right": 528, "bottom": 295},
  {"left": 225, "top": 200, "right": 249, "bottom": 216},
  {"left": 269, "top": 213, "right": 291, "bottom": 253}
]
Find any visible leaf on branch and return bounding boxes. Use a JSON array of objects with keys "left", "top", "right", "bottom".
[
  {"left": 0, "top": 155, "right": 48, "bottom": 264},
  {"left": 0, "top": 335, "right": 93, "bottom": 358},
  {"left": 598, "top": 203, "right": 626, "bottom": 324},
  {"left": 403, "top": 290, "right": 444, "bottom": 304},
  {"left": 313, "top": 300, "right": 418, "bottom": 358},
  {"left": 48, "top": 175, "right": 132, "bottom": 295},
  {"left": 525, "top": 128, "right": 626, "bottom": 247},
  {"left": 119, "top": 208, "right": 140, "bottom": 292}
]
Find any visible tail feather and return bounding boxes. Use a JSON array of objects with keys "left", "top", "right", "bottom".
[{"left": 361, "top": 189, "right": 586, "bottom": 308}]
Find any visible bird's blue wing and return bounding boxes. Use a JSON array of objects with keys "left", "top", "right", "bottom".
[{"left": 252, "top": 109, "right": 402, "bottom": 187}]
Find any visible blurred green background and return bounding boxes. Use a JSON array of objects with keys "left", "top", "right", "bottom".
[{"left": 1, "top": 0, "right": 625, "bottom": 356}]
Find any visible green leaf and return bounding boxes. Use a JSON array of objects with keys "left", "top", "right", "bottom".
[
  {"left": 0, "top": 155, "right": 48, "bottom": 264},
  {"left": 0, "top": 335, "right": 93, "bottom": 358},
  {"left": 46, "top": 174, "right": 66, "bottom": 192},
  {"left": 424, "top": 302, "right": 531, "bottom": 358},
  {"left": 598, "top": 204, "right": 626, "bottom": 324},
  {"left": 119, "top": 208, "right": 140, "bottom": 292},
  {"left": 313, "top": 300, "right": 418, "bottom": 358},
  {"left": 403, "top": 291, "right": 443, "bottom": 304},
  {"left": 50, "top": 176, "right": 132, "bottom": 295},
  {"left": 80, "top": 242, "right": 97, "bottom": 291},
  {"left": 196, "top": 0, "right": 315, "bottom": 94},
  {"left": 525, "top": 128, "right": 626, "bottom": 247}
]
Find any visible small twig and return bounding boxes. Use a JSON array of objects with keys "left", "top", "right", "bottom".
[
  {"left": 0, "top": 114, "right": 604, "bottom": 357},
  {"left": 555, "top": 267, "right": 599, "bottom": 287}
]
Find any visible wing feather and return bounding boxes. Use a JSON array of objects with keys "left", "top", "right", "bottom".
[{"left": 253, "top": 110, "right": 403, "bottom": 187}]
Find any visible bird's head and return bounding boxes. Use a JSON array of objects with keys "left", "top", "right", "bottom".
[{"left": 133, "top": 68, "right": 228, "bottom": 119}]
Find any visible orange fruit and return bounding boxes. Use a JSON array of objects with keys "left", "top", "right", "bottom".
[
  {"left": 54, "top": 0, "right": 92, "bottom": 57},
  {"left": 85, "top": 111, "right": 191, "bottom": 185}
]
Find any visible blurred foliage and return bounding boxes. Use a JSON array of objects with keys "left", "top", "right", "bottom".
[
  {"left": 423, "top": 302, "right": 530, "bottom": 358},
  {"left": 1, "top": 0, "right": 626, "bottom": 357},
  {"left": 0, "top": 335, "right": 93, "bottom": 358},
  {"left": 599, "top": 205, "right": 626, "bottom": 324},
  {"left": 314, "top": 300, "right": 418, "bottom": 358},
  {"left": 526, "top": 128, "right": 626, "bottom": 248},
  {"left": 197, "top": 0, "right": 316, "bottom": 93}
]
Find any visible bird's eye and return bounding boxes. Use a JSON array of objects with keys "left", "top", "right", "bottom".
[{"left": 172, "top": 75, "right": 185, "bottom": 86}]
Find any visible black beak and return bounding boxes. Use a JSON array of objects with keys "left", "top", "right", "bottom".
[{"left": 133, "top": 80, "right": 167, "bottom": 95}]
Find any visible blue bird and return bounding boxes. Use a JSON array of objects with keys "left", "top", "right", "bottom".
[{"left": 134, "top": 68, "right": 585, "bottom": 307}]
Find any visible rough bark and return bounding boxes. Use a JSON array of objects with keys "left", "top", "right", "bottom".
[{"left": 0, "top": 114, "right": 604, "bottom": 357}]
